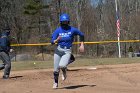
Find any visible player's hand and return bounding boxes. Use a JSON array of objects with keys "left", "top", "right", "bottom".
[
  {"left": 56, "top": 36, "right": 61, "bottom": 41},
  {"left": 79, "top": 43, "right": 84, "bottom": 53},
  {"left": 54, "top": 36, "right": 61, "bottom": 43},
  {"left": 10, "top": 49, "right": 14, "bottom": 52}
]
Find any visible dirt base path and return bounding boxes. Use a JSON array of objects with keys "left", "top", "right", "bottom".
[{"left": 0, "top": 63, "right": 140, "bottom": 93}]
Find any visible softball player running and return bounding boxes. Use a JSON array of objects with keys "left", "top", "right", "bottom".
[{"left": 51, "top": 13, "right": 85, "bottom": 89}]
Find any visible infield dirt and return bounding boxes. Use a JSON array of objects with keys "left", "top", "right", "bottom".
[{"left": 0, "top": 63, "right": 140, "bottom": 93}]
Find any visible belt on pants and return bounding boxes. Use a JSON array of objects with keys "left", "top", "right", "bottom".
[{"left": 59, "top": 45, "right": 71, "bottom": 49}]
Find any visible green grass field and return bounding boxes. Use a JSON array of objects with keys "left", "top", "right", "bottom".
[{"left": 6, "top": 57, "right": 140, "bottom": 71}]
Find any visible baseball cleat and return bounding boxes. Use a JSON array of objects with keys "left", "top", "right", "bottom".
[
  {"left": 2, "top": 75, "right": 9, "bottom": 79},
  {"left": 53, "top": 83, "right": 58, "bottom": 89}
]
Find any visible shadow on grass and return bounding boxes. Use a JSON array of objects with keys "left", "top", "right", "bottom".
[{"left": 60, "top": 84, "right": 96, "bottom": 89}]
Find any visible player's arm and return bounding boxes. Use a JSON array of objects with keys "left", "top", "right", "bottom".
[
  {"left": 54, "top": 36, "right": 61, "bottom": 43},
  {"left": 74, "top": 28, "right": 85, "bottom": 52},
  {"left": 51, "top": 30, "right": 59, "bottom": 44},
  {"left": 79, "top": 37, "right": 84, "bottom": 53}
]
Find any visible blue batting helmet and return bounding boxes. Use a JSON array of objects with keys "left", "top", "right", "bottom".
[{"left": 60, "top": 13, "right": 70, "bottom": 22}]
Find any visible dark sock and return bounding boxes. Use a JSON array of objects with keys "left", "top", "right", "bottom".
[
  {"left": 53, "top": 71, "right": 59, "bottom": 83},
  {"left": 61, "top": 67, "right": 66, "bottom": 72}
]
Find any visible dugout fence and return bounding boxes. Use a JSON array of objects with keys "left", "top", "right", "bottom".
[{"left": 10, "top": 40, "right": 140, "bottom": 62}]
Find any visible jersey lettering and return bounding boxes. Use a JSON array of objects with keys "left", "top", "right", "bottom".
[{"left": 59, "top": 32, "right": 72, "bottom": 37}]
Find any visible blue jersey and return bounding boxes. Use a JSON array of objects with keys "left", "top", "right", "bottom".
[
  {"left": 51, "top": 26, "right": 84, "bottom": 48},
  {"left": 0, "top": 35, "right": 11, "bottom": 53}
]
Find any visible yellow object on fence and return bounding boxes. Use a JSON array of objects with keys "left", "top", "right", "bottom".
[{"left": 11, "top": 40, "right": 140, "bottom": 46}]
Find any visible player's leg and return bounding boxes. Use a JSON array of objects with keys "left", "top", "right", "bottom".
[
  {"left": 0, "top": 53, "right": 5, "bottom": 70},
  {"left": 0, "top": 63, "right": 5, "bottom": 70},
  {"left": 53, "top": 53, "right": 61, "bottom": 89},
  {"left": 68, "top": 54, "right": 75, "bottom": 65},
  {"left": 0, "top": 52, "right": 11, "bottom": 79},
  {"left": 59, "top": 52, "right": 71, "bottom": 81},
  {"left": 67, "top": 54, "right": 75, "bottom": 71}
]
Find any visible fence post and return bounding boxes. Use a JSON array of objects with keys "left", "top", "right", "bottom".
[
  {"left": 41, "top": 46, "right": 44, "bottom": 61},
  {"left": 124, "top": 42, "right": 127, "bottom": 57},
  {"left": 97, "top": 44, "right": 99, "bottom": 57}
]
